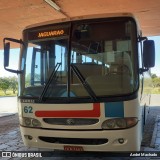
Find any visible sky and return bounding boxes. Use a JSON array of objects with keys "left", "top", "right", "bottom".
[
  {"left": 0, "top": 48, "right": 20, "bottom": 77},
  {"left": 148, "top": 36, "right": 160, "bottom": 76},
  {"left": 0, "top": 36, "right": 160, "bottom": 77}
]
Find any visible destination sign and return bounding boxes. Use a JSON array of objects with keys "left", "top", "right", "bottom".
[
  {"left": 38, "top": 29, "right": 64, "bottom": 38},
  {"left": 28, "top": 27, "right": 69, "bottom": 41}
]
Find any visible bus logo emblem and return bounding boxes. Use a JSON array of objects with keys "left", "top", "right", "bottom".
[{"left": 66, "top": 119, "right": 75, "bottom": 125}]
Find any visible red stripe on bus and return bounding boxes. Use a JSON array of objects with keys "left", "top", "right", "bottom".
[{"left": 35, "top": 103, "right": 100, "bottom": 118}]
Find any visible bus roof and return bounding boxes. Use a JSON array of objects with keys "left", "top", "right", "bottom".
[{"left": 25, "top": 12, "right": 138, "bottom": 30}]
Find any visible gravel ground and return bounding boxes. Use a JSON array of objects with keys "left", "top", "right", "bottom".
[
  {"left": 142, "top": 107, "right": 160, "bottom": 148},
  {"left": 0, "top": 114, "right": 19, "bottom": 134}
]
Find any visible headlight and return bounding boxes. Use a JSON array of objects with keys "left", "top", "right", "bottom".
[
  {"left": 102, "top": 119, "right": 116, "bottom": 129},
  {"left": 24, "top": 118, "right": 32, "bottom": 126},
  {"left": 102, "top": 117, "right": 138, "bottom": 129},
  {"left": 23, "top": 117, "right": 41, "bottom": 128},
  {"left": 116, "top": 119, "right": 127, "bottom": 128},
  {"left": 32, "top": 119, "right": 41, "bottom": 127}
]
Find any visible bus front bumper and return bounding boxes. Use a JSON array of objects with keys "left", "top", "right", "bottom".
[{"left": 20, "top": 125, "right": 141, "bottom": 152}]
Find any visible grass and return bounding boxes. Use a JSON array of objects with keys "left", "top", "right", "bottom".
[
  {"left": 143, "top": 87, "right": 160, "bottom": 94},
  {"left": 151, "top": 88, "right": 160, "bottom": 94},
  {"left": 0, "top": 90, "right": 17, "bottom": 96}
]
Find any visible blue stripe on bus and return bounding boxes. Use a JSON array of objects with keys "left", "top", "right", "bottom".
[{"left": 105, "top": 102, "right": 124, "bottom": 117}]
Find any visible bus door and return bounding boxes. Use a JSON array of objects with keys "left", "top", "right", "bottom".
[{"left": 30, "top": 47, "right": 50, "bottom": 86}]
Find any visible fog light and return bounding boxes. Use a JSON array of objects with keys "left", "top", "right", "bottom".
[
  {"left": 28, "top": 135, "right": 33, "bottom": 140},
  {"left": 24, "top": 135, "right": 33, "bottom": 140},
  {"left": 118, "top": 138, "right": 124, "bottom": 144}
]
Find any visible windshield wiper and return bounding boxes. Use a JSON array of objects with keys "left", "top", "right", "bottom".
[
  {"left": 70, "top": 64, "right": 97, "bottom": 101},
  {"left": 39, "top": 63, "right": 61, "bottom": 102}
]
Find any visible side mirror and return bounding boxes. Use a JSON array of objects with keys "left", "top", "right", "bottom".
[
  {"left": 4, "top": 42, "right": 10, "bottom": 67},
  {"left": 143, "top": 40, "right": 155, "bottom": 68},
  {"left": 3, "top": 38, "right": 24, "bottom": 74}
]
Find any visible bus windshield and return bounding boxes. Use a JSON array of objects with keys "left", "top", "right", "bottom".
[{"left": 21, "top": 18, "right": 138, "bottom": 102}]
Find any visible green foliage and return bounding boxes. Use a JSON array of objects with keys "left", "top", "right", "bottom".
[
  {"left": 8, "top": 76, "right": 18, "bottom": 94},
  {"left": 152, "top": 77, "right": 160, "bottom": 88},
  {"left": 0, "top": 76, "right": 18, "bottom": 95},
  {"left": 151, "top": 73, "right": 158, "bottom": 79},
  {"left": 0, "top": 77, "right": 10, "bottom": 95},
  {"left": 151, "top": 73, "right": 160, "bottom": 88},
  {"left": 150, "top": 74, "right": 160, "bottom": 94}
]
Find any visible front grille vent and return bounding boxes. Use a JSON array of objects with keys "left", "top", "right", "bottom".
[
  {"left": 43, "top": 118, "right": 99, "bottom": 125},
  {"left": 39, "top": 136, "right": 108, "bottom": 145}
]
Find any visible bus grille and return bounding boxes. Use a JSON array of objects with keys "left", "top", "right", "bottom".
[
  {"left": 43, "top": 118, "right": 99, "bottom": 125},
  {"left": 39, "top": 136, "right": 108, "bottom": 145}
]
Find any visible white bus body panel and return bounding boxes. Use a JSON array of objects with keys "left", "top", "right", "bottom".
[
  {"left": 19, "top": 98, "right": 142, "bottom": 151},
  {"left": 20, "top": 124, "right": 141, "bottom": 151}
]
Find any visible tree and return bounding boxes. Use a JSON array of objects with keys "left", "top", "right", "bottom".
[
  {"left": 152, "top": 77, "right": 160, "bottom": 88},
  {"left": 0, "top": 77, "right": 10, "bottom": 95},
  {"left": 151, "top": 73, "right": 158, "bottom": 79},
  {"left": 9, "top": 76, "right": 18, "bottom": 94}
]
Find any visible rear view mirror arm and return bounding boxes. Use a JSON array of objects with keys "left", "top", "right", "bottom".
[
  {"left": 3, "top": 37, "right": 25, "bottom": 74},
  {"left": 3, "top": 38, "right": 24, "bottom": 45}
]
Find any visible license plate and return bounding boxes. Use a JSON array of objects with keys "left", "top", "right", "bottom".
[{"left": 64, "top": 145, "right": 84, "bottom": 151}]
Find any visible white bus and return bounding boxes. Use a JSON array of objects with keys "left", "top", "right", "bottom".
[{"left": 3, "top": 13, "right": 155, "bottom": 151}]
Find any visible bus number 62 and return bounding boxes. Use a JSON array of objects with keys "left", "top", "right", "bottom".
[{"left": 24, "top": 106, "right": 33, "bottom": 113}]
